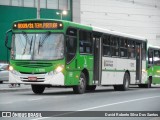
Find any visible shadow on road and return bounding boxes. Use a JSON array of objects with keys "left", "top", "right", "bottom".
[{"left": 18, "top": 86, "right": 151, "bottom": 96}]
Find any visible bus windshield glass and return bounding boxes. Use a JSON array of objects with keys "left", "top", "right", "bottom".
[{"left": 11, "top": 33, "right": 64, "bottom": 60}]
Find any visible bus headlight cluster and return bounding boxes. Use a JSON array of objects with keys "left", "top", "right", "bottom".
[
  {"left": 9, "top": 66, "right": 21, "bottom": 75},
  {"left": 55, "top": 66, "right": 64, "bottom": 73},
  {"left": 48, "top": 65, "right": 64, "bottom": 75},
  {"left": 9, "top": 66, "right": 14, "bottom": 71}
]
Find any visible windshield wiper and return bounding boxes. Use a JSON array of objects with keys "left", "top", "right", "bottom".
[
  {"left": 29, "top": 36, "right": 33, "bottom": 53},
  {"left": 38, "top": 37, "right": 41, "bottom": 54},
  {"left": 38, "top": 31, "right": 51, "bottom": 54},
  {"left": 22, "top": 31, "right": 31, "bottom": 55}
]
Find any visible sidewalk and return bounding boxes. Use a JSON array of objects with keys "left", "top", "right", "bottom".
[{"left": 0, "top": 82, "right": 31, "bottom": 92}]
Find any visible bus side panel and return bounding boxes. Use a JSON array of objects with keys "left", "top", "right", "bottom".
[
  {"left": 101, "top": 57, "right": 117, "bottom": 85},
  {"left": 65, "top": 70, "right": 80, "bottom": 85},
  {"left": 141, "top": 60, "right": 147, "bottom": 84},
  {"left": 65, "top": 49, "right": 94, "bottom": 86},
  {"left": 116, "top": 58, "right": 136, "bottom": 84},
  {"left": 152, "top": 66, "right": 160, "bottom": 84},
  {"left": 126, "top": 59, "right": 136, "bottom": 84}
]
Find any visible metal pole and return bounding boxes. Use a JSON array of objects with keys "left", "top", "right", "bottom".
[{"left": 37, "top": 0, "right": 40, "bottom": 19}]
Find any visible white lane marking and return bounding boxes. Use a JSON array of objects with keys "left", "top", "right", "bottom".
[
  {"left": 0, "top": 102, "right": 13, "bottom": 104},
  {"left": 28, "top": 98, "right": 43, "bottom": 101},
  {"left": 27, "top": 96, "right": 66, "bottom": 101},
  {"left": 31, "top": 95, "right": 160, "bottom": 120},
  {"left": 78, "top": 95, "right": 160, "bottom": 111}
]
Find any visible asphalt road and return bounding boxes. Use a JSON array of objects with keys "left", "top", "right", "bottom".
[{"left": 0, "top": 85, "right": 160, "bottom": 120}]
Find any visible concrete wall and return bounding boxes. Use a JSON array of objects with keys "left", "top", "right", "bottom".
[
  {"left": 74, "top": 0, "right": 160, "bottom": 46},
  {"left": 72, "top": 0, "right": 80, "bottom": 23}
]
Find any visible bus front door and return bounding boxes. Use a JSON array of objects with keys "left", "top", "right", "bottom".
[
  {"left": 93, "top": 37, "right": 102, "bottom": 85},
  {"left": 136, "top": 42, "right": 142, "bottom": 83}
]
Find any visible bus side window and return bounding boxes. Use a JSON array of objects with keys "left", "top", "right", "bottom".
[
  {"left": 153, "top": 50, "right": 160, "bottom": 65},
  {"left": 103, "top": 35, "right": 111, "bottom": 56},
  {"left": 66, "top": 28, "right": 77, "bottom": 63},
  {"left": 79, "top": 30, "right": 92, "bottom": 54},
  {"left": 111, "top": 36, "right": 119, "bottom": 57},
  {"left": 66, "top": 36, "right": 77, "bottom": 63},
  {"left": 120, "top": 38, "right": 128, "bottom": 58},
  {"left": 128, "top": 40, "right": 135, "bottom": 59}
]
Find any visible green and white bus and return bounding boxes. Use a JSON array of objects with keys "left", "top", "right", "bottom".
[
  {"left": 5, "top": 19, "right": 148, "bottom": 94},
  {"left": 146, "top": 45, "right": 160, "bottom": 87}
]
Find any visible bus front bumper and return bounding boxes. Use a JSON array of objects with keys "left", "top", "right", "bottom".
[{"left": 9, "top": 71, "right": 64, "bottom": 86}]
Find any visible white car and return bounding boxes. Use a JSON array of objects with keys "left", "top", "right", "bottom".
[{"left": 0, "top": 63, "right": 9, "bottom": 83}]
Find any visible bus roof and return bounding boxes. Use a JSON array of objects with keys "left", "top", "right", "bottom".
[
  {"left": 148, "top": 44, "right": 160, "bottom": 49},
  {"left": 93, "top": 27, "right": 146, "bottom": 41},
  {"left": 13, "top": 19, "right": 147, "bottom": 41}
]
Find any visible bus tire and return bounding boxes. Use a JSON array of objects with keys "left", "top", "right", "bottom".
[
  {"left": 114, "top": 72, "right": 130, "bottom": 91},
  {"left": 31, "top": 85, "right": 45, "bottom": 94},
  {"left": 73, "top": 72, "right": 86, "bottom": 94},
  {"left": 86, "top": 85, "right": 96, "bottom": 91}
]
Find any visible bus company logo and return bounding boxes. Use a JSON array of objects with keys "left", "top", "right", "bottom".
[
  {"left": 2, "top": 112, "right": 11, "bottom": 117},
  {"left": 104, "top": 60, "right": 113, "bottom": 67}
]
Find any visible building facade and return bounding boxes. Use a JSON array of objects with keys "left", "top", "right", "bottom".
[
  {"left": 73, "top": 0, "right": 160, "bottom": 46},
  {"left": 1, "top": 0, "right": 160, "bottom": 62}
]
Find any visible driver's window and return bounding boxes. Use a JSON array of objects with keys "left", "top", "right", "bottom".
[
  {"left": 153, "top": 50, "right": 160, "bottom": 65},
  {"left": 66, "top": 28, "right": 77, "bottom": 64}
]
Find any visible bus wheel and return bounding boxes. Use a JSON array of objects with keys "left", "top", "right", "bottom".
[
  {"left": 122, "top": 72, "right": 130, "bottom": 90},
  {"left": 114, "top": 72, "right": 130, "bottom": 91},
  {"left": 86, "top": 85, "right": 96, "bottom": 91},
  {"left": 31, "top": 85, "right": 45, "bottom": 94},
  {"left": 73, "top": 72, "right": 86, "bottom": 94}
]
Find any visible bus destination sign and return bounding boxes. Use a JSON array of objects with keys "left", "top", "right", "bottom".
[{"left": 13, "top": 21, "right": 63, "bottom": 30}]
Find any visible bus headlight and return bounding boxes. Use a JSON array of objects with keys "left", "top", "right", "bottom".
[
  {"left": 157, "top": 70, "right": 160, "bottom": 73},
  {"left": 9, "top": 66, "right": 14, "bottom": 71},
  {"left": 55, "top": 65, "right": 64, "bottom": 73},
  {"left": 48, "top": 65, "right": 64, "bottom": 75}
]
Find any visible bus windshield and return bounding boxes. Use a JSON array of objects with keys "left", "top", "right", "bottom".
[{"left": 11, "top": 33, "right": 64, "bottom": 60}]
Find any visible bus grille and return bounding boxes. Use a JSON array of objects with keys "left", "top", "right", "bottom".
[
  {"left": 20, "top": 77, "right": 45, "bottom": 82},
  {"left": 15, "top": 62, "right": 53, "bottom": 68}
]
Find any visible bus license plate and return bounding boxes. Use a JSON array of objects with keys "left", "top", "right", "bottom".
[{"left": 28, "top": 77, "right": 37, "bottom": 81}]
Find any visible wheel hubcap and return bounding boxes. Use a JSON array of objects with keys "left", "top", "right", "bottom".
[
  {"left": 79, "top": 77, "right": 84, "bottom": 90},
  {"left": 125, "top": 74, "right": 129, "bottom": 88}
]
